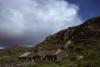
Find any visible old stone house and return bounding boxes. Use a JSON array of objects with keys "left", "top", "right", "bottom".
[
  {"left": 18, "top": 52, "right": 33, "bottom": 62},
  {"left": 44, "top": 49, "right": 66, "bottom": 62},
  {"left": 18, "top": 52, "right": 43, "bottom": 62},
  {"left": 18, "top": 49, "right": 66, "bottom": 62}
]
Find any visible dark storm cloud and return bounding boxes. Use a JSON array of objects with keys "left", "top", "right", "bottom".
[{"left": 0, "top": 0, "right": 81, "bottom": 47}]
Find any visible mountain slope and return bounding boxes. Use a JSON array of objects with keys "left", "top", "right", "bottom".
[
  {"left": 33, "top": 16, "right": 100, "bottom": 67},
  {"left": 36, "top": 16, "right": 100, "bottom": 52}
]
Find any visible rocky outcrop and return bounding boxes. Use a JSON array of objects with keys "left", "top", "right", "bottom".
[{"left": 36, "top": 16, "right": 100, "bottom": 56}]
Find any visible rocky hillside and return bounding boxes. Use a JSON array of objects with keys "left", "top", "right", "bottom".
[
  {"left": 32, "top": 16, "right": 100, "bottom": 67},
  {"left": 35, "top": 16, "right": 100, "bottom": 52}
]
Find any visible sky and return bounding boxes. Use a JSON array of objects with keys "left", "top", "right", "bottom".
[
  {"left": 0, "top": 0, "right": 100, "bottom": 48},
  {"left": 66, "top": 0, "right": 100, "bottom": 20}
]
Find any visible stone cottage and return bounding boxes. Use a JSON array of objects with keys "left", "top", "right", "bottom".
[
  {"left": 44, "top": 49, "right": 66, "bottom": 62},
  {"left": 18, "top": 52, "right": 34, "bottom": 62}
]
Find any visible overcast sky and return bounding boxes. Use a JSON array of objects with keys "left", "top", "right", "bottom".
[{"left": 0, "top": 0, "right": 99, "bottom": 48}]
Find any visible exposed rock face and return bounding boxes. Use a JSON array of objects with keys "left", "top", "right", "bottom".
[
  {"left": 36, "top": 16, "right": 100, "bottom": 56},
  {"left": 45, "top": 16, "right": 100, "bottom": 46}
]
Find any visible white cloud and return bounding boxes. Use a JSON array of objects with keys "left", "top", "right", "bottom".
[{"left": 0, "top": 0, "right": 81, "bottom": 45}]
